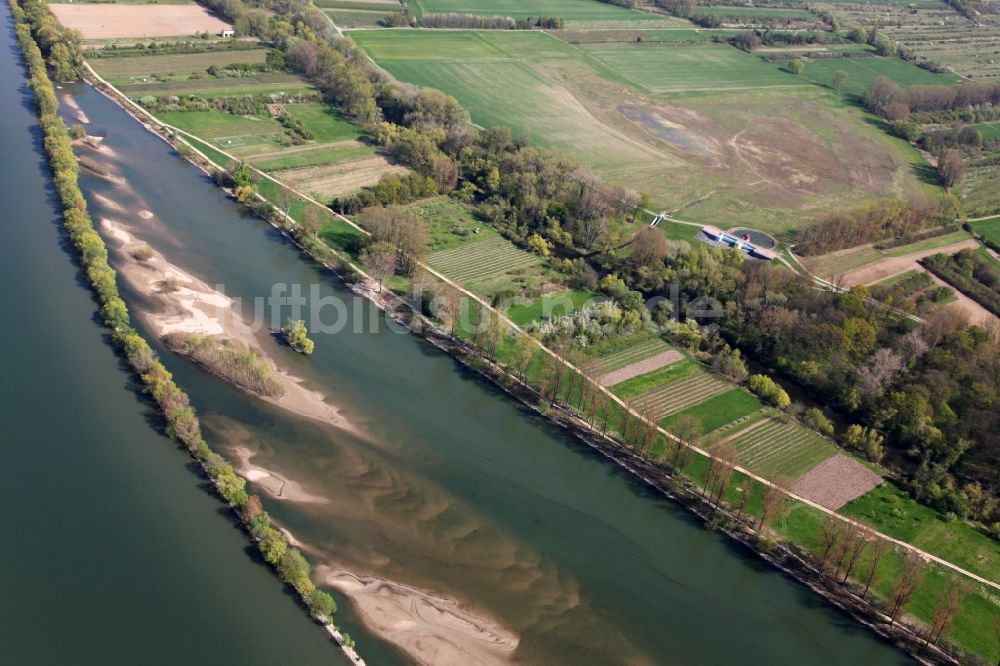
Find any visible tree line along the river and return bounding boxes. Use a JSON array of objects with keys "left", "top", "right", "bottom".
[{"left": 10, "top": 0, "right": 344, "bottom": 642}]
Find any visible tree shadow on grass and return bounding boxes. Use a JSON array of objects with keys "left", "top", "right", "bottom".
[{"left": 912, "top": 161, "right": 941, "bottom": 187}]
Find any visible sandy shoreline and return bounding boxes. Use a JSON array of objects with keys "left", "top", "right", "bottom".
[
  {"left": 97, "top": 214, "right": 359, "bottom": 434},
  {"left": 62, "top": 92, "right": 90, "bottom": 124},
  {"left": 230, "top": 445, "right": 329, "bottom": 504},
  {"left": 320, "top": 567, "right": 519, "bottom": 666}
]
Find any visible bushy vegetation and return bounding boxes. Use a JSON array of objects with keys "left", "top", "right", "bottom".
[
  {"left": 164, "top": 333, "right": 285, "bottom": 396},
  {"left": 923, "top": 249, "right": 1000, "bottom": 318},
  {"left": 795, "top": 196, "right": 954, "bottom": 256},
  {"left": 281, "top": 318, "right": 315, "bottom": 355}
]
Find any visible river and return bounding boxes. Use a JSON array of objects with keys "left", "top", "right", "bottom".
[
  {"left": 0, "top": 11, "right": 347, "bottom": 665},
  {"left": 8, "top": 23, "right": 914, "bottom": 663}
]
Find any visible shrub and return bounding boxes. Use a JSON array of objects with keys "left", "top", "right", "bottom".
[{"left": 748, "top": 374, "right": 791, "bottom": 409}]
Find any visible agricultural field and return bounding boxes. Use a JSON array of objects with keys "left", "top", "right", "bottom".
[
  {"left": 580, "top": 44, "right": 809, "bottom": 93},
  {"left": 424, "top": 235, "right": 548, "bottom": 296},
  {"left": 660, "top": 388, "right": 763, "bottom": 434},
  {"left": 625, "top": 370, "right": 732, "bottom": 421},
  {"left": 49, "top": 3, "right": 231, "bottom": 39},
  {"left": 814, "top": 1, "right": 1000, "bottom": 79},
  {"left": 957, "top": 156, "right": 1000, "bottom": 218},
  {"left": 783, "top": 55, "right": 961, "bottom": 99},
  {"left": 90, "top": 48, "right": 271, "bottom": 86},
  {"left": 693, "top": 5, "right": 818, "bottom": 20},
  {"left": 551, "top": 28, "right": 739, "bottom": 44},
  {"left": 409, "top": 0, "right": 687, "bottom": 27},
  {"left": 582, "top": 334, "right": 675, "bottom": 373},
  {"left": 352, "top": 28, "right": 935, "bottom": 235},
  {"left": 727, "top": 417, "right": 838, "bottom": 480},
  {"left": 318, "top": 0, "right": 404, "bottom": 28},
  {"left": 155, "top": 102, "right": 392, "bottom": 199}
]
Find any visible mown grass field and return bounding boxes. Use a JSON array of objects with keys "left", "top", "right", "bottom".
[
  {"left": 582, "top": 43, "right": 808, "bottom": 93},
  {"left": 117, "top": 73, "right": 313, "bottom": 99},
  {"left": 774, "top": 501, "right": 1000, "bottom": 662},
  {"left": 506, "top": 289, "right": 597, "bottom": 327},
  {"left": 394, "top": 196, "right": 495, "bottom": 252},
  {"left": 156, "top": 109, "right": 279, "bottom": 139},
  {"left": 661, "top": 388, "right": 763, "bottom": 434},
  {"left": 729, "top": 418, "right": 837, "bottom": 480},
  {"left": 90, "top": 48, "right": 270, "bottom": 84},
  {"left": 410, "top": 0, "right": 678, "bottom": 24},
  {"left": 842, "top": 482, "right": 1000, "bottom": 585},
  {"left": 972, "top": 217, "right": 1000, "bottom": 246},
  {"left": 971, "top": 122, "right": 1000, "bottom": 141},
  {"left": 783, "top": 55, "right": 960, "bottom": 98},
  {"left": 553, "top": 28, "right": 739, "bottom": 44}
]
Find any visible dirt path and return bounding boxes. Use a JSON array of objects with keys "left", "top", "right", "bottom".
[{"left": 838, "top": 238, "right": 980, "bottom": 287}]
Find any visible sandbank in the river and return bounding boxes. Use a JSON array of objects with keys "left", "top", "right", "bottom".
[
  {"left": 98, "top": 215, "right": 358, "bottom": 434},
  {"left": 321, "top": 567, "right": 519, "bottom": 666}
]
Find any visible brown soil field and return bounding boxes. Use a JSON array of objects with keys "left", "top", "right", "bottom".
[
  {"left": 790, "top": 454, "right": 882, "bottom": 511},
  {"left": 278, "top": 157, "right": 407, "bottom": 198},
  {"left": 599, "top": 350, "right": 684, "bottom": 387},
  {"left": 49, "top": 4, "right": 231, "bottom": 39}
]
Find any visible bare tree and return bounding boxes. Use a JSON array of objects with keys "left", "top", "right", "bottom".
[
  {"left": 509, "top": 335, "right": 536, "bottom": 380},
  {"left": 888, "top": 551, "right": 925, "bottom": 625},
  {"left": 733, "top": 477, "right": 752, "bottom": 525},
  {"left": 360, "top": 241, "right": 397, "bottom": 293},
  {"left": 837, "top": 525, "right": 869, "bottom": 583},
  {"left": 630, "top": 226, "right": 669, "bottom": 269},
  {"left": 937, "top": 149, "right": 967, "bottom": 190},
  {"left": 926, "top": 577, "right": 971, "bottom": 645},
  {"left": 858, "top": 348, "right": 905, "bottom": 401},
  {"left": 819, "top": 516, "right": 846, "bottom": 574},
  {"left": 301, "top": 204, "right": 323, "bottom": 238},
  {"left": 708, "top": 440, "right": 736, "bottom": 509},
  {"left": 862, "top": 538, "right": 891, "bottom": 599},
  {"left": 666, "top": 416, "right": 702, "bottom": 473},
  {"left": 757, "top": 484, "right": 787, "bottom": 535}
]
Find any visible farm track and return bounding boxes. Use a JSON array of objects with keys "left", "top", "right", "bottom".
[
  {"left": 732, "top": 420, "right": 834, "bottom": 479},
  {"left": 427, "top": 237, "right": 542, "bottom": 284}
]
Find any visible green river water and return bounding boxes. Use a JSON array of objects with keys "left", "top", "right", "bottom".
[{"left": 0, "top": 10, "right": 916, "bottom": 662}]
